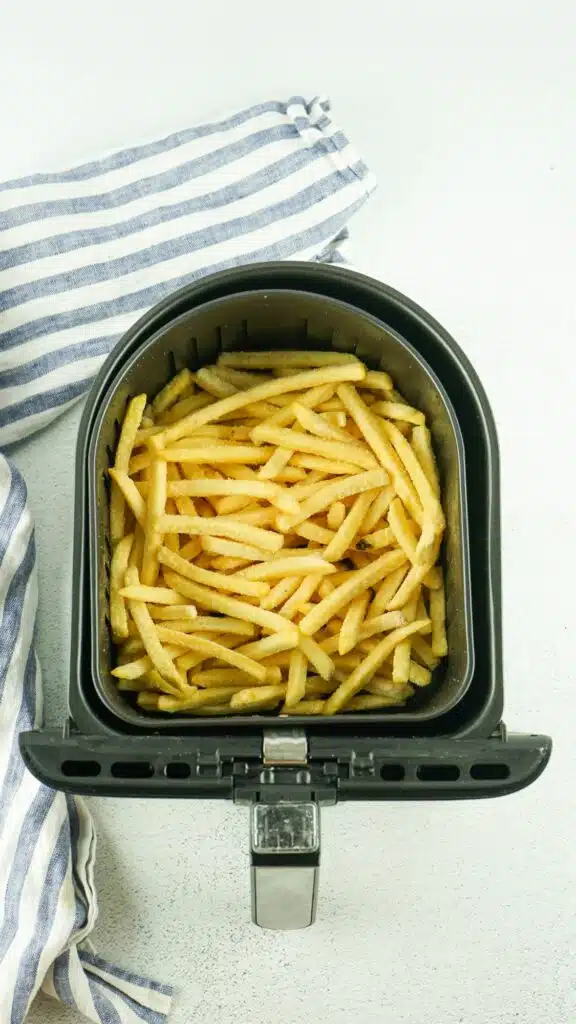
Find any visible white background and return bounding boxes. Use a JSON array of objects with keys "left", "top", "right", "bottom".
[{"left": 3, "top": 1, "right": 575, "bottom": 1022}]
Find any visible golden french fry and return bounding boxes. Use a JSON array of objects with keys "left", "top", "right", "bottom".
[
  {"left": 160, "top": 444, "right": 272, "bottom": 465},
  {"left": 140, "top": 458, "right": 167, "bottom": 587},
  {"left": 429, "top": 574, "right": 448, "bottom": 657},
  {"left": 230, "top": 684, "right": 287, "bottom": 710},
  {"left": 344, "top": 694, "right": 407, "bottom": 711},
  {"left": 368, "top": 565, "right": 408, "bottom": 618},
  {"left": 323, "top": 490, "right": 377, "bottom": 562},
  {"left": 218, "top": 351, "right": 359, "bottom": 369},
  {"left": 284, "top": 699, "right": 326, "bottom": 715},
  {"left": 152, "top": 369, "right": 194, "bottom": 416},
  {"left": 297, "top": 633, "right": 334, "bottom": 681},
  {"left": 251, "top": 424, "right": 378, "bottom": 472},
  {"left": 121, "top": 568, "right": 184, "bottom": 690},
  {"left": 392, "top": 590, "right": 420, "bottom": 684},
  {"left": 195, "top": 367, "right": 238, "bottom": 398},
  {"left": 110, "top": 533, "right": 134, "bottom": 640},
  {"left": 382, "top": 419, "right": 444, "bottom": 536},
  {"left": 155, "top": 631, "right": 270, "bottom": 682},
  {"left": 119, "top": 583, "right": 187, "bottom": 605},
  {"left": 279, "top": 573, "right": 324, "bottom": 621},
  {"left": 356, "top": 527, "right": 394, "bottom": 551},
  {"left": 162, "top": 569, "right": 297, "bottom": 635},
  {"left": 109, "top": 482, "right": 127, "bottom": 546},
  {"left": 116, "top": 394, "right": 148, "bottom": 471},
  {"left": 165, "top": 477, "right": 298, "bottom": 514},
  {"left": 285, "top": 649, "right": 307, "bottom": 709},
  {"left": 159, "top": 686, "right": 245, "bottom": 711},
  {"left": 388, "top": 497, "right": 418, "bottom": 563},
  {"left": 299, "top": 549, "right": 407, "bottom": 636},
  {"left": 152, "top": 364, "right": 366, "bottom": 447},
  {"left": 156, "top": 514, "right": 283, "bottom": 552},
  {"left": 323, "top": 620, "right": 431, "bottom": 714},
  {"left": 327, "top": 501, "right": 346, "bottom": 530},
  {"left": 293, "top": 402, "right": 352, "bottom": 443},
  {"left": 200, "top": 536, "right": 270, "bottom": 561},
  {"left": 260, "top": 577, "right": 302, "bottom": 610},
  {"left": 411, "top": 634, "right": 439, "bottom": 668},
  {"left": 258, "top": 446, "right": 294, "bottom": 480},
  {"left": 371, "top": 401, "right": 425, "bottom": 425},
  {"left": 289, "top": 454, "right": 363, "bottom": 475},
  {"left": 339, "top": 592, "right": 370, "bottom": 655},
  {"left": 411, "top": 424, "right": 440, "bottom": 497},
  {"left": 159, "top": 392, "right": 214, "bottom": 425},
  {"left": 409, "top": 661, "right": 432, "bottom": 686},
  {"left": 357, "top": 370, "right": 393, "bottom": 392},
  {"left": 277, "top": 469, "right": 389, "bottom": 533},
  {"left": 294, "top": 521, "right": 335, "bottom": 545},
  {"left": 109, "top": 469, "right": 146, "bottom": 525},
  {"left": 157, "top": 546, "right": 269, "bottom": 597},
  {"left": 358, "top": 484, "right": 395, "bottom": 535},
  {"left": 336, "top": 383, "right": 424, "bottom": 525},
  {"left": 238, "top": 555, "right": 336, "bottom": 581}
]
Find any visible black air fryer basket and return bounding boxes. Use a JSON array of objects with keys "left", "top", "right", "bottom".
[{"left": 21, "top": 263, "right": 551, "bottom": 930}]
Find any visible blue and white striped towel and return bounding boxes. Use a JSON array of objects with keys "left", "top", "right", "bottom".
[{"left": 0, "top": 95, "right": 375, "bottom": 1021}]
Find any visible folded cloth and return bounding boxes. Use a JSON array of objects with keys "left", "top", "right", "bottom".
[{"left": 0, "top": 96, "right": 375, "bottom": 1021}]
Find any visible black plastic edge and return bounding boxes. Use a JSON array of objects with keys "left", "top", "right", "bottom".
[{"left": 19, "top": 731, "right": 551, "bottom": 801}]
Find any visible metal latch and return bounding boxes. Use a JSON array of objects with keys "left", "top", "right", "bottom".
[{"left": 250, "top": 730, "right": 320, "bottom": 930}]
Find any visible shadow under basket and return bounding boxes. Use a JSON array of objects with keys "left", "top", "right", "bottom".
[{"left": 20, "top": 264, "right": 551, "bottom": 930}]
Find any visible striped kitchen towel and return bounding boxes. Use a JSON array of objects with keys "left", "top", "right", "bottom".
[
  {"left": 0, "top": 96, "right": 375, "bottom": 1021},
  {"left": 0, "top": 95, "right": 375, "bottom": 447}
]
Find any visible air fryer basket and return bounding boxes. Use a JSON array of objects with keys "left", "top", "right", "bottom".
[
  {"left": 89, "top": 290, "right": 473, "bottom": 730},
  {"left": 20, "top": 264, "right": 551, "bottom": 814}
]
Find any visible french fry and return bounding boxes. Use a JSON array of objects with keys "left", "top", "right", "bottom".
[
  {"left": 323, "top": 490, "right": 377, "bottom": 562},
  {"left": 411, "top": 425, "right": 441, "bottom": 498},
  {"left": 285, "top": 699, "right": 326, "bottom": 715},
  {"left": 218, "top": 351, "right": 360, "bottom": 369},
  {"left": 165, "top": 477, "right": 299, "bottom": 515},
  {"left": 358, "top": 370, "right": 393, "bottom": 392},
  {"left": 160, "top": 444, "right": 272, "bottom": 465},
  {"left": 277, "top": 469, "right": 389, "bottom": 532},
  {"left": 285, "top": 649, "right": 307, "bottom": 709},
  {"left": 429, "top": 574, "right": 448, "bottom": 657},
  {"left": 358, "top": 484, "right": 395, "bottom": 534},
  {"left": 299, "top": 549, "right": 407, "bottom": 636},
  {"left": 238, "top": 555, "right": 336, "bottom": 581},
  {"left": 156, "top": 514, "right": 283, "bottom": 552},
  {"left": 159, "top": 392, "right": 214, "bottom": 425},
  {"left": 110, "top": 533, "right": 133, "bottom": 640},
  {"left": 200, "top": 536, "right": 269, "bottom": 561},
  {"left": 122, "top": 568, "right": 184, "bottom": 690},
  {"left": 109, "top": 469, "right": 146, "bottom": 525},
  {"left": 229, "top": 685, "right": 286, "bottom": 711},
  {"left": 371, "top": 401, "right": 425, "bottom": 425},
  {"left": 411, "top": 634, "right": 439, "bottom": 669},
  {"left": 297, "top": 633, "right": 334, "bottom": 681},
  {"left": 119, "top": 583, "right": 188, "bottom": 605},
  {"left": 392, "top": 590, "right": 420, "bottom": 684},
  {"left": 280, "top": 573, "right": 324, "bottom": 620},
  {"left": 160, "top": 687, "right": 246, "bottom": 711},
  {"left": 154, "top": 632, "right": 271, "bottom": 682},
  {"left": 260, "top": 577, "right": 302, "bottom": 610},
  {"left": 152, "top": 369, "right": 194, "bottom": 416},
  {"left": 140, "top": 458, "right": 167, "bottom": 587},
  {"left": 323, "top": 619, "right": 431, "bottom": 714},
  {"left": 409, "top": 661, "right": 432, "bottom": 686},
  {"left": 289, "top": 454, "right": 364, "bottom": 475},
  {"left": 162, "top": 569, "right": 298, "bottom": 634},
  {"left": 152, "top": 364, "right": 366, "bottom": 447},
  {"left": 368, "top": 565, "right": 409, "bottom": 618},
  {"left": 327, "top": 501, "right": 346, "bottom": 530},
  {"left": 356, "top": 527, "right": 394, "bottom": 550},
  {"left": 293, "top": 402, "right": 352, "bottom": 443},
  {"left": 148, "top": 604, "right": 199, "bottom": 621},
  {"left": 339, "top": 592, "right": 370, "bottom": 655},
  {"left": 381, "top": 419, "right": 445, "bottom": 553},
  {"left": 157, "top": 546, "right": 269, "bottom": 597},
  {"left": 294, "top": 521, "right": 336, "bottom": 545},
  {"left": 258, "top": 446, "right": 294, "bottom": 480},
  {"left": 251, "top": 425, "right": 378, "bottom": 472},
  {"left": 388, "top": 497, "right": 418, "bottom": 563}
]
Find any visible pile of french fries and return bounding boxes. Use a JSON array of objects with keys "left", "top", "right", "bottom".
[{"left": 108, "top": 350, "right": 447, "bottom": 716}]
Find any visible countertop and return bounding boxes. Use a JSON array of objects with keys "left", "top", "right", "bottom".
[{"left": 3, "top": 2, "right": 574, "bottom": 1022}]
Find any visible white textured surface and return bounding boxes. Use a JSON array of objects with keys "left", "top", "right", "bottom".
[{"left": 4, "top": 1, "right": 575, "bottom": 1022}]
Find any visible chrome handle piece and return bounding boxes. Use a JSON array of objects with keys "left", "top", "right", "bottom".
[
  {"left": 250, "top": 801, "right": 320, "bottom": 930},
  {"left": 250, "top": 729, "right": 320, "bottom": 930}
]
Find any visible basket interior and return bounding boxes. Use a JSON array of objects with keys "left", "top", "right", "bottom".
[{"left": 87, "top": 290, "right": 473, "bottom": 728}]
